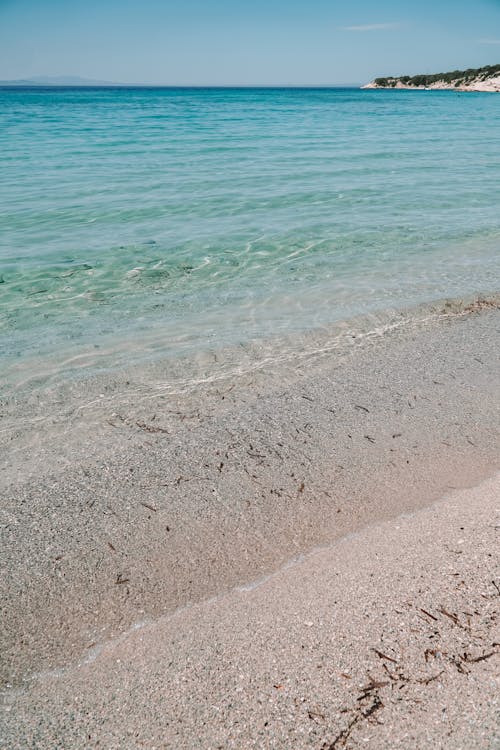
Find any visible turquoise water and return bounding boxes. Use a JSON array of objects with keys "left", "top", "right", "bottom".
[{"left": 1, "top": 87, "right": 500, "bottom": 388}]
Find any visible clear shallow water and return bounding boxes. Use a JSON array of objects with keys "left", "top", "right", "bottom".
[{"left": 1, "top": 86, "right": 500, "bottom": 390}]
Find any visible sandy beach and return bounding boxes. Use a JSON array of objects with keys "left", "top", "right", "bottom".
[
  {"left": 3, "top": 474, "right": 498, "bottom": 749},
  {"left": 1, "top": 299, "right": 499, "bottom": 748},
  {"left": 2, "top": 0, "right": 500, "bottom": 744}
]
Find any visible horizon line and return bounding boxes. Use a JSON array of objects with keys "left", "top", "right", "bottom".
[{"left": 0, "top": 82, "right": 365, "bottom": 88}]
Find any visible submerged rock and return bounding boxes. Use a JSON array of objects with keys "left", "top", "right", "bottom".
[
  {"left": 125, "top": 267, "right": 144, "bottom": 279},
  {"left": 84, "top": 290, "right": 107, "bottom": 302},
  {"left": 60, "top": 264, "right": 93, "bottom": 278}
]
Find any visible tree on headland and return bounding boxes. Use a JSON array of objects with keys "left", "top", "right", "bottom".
[{"left": 373, "top": 64, "right": 500, "bottom": 88}]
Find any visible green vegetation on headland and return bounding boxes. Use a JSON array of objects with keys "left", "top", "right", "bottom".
[{"left": 373, "top": 63, "right": 500, "bottom": 88}]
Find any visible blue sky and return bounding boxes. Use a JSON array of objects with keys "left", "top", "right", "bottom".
[{"left": 1, "top": 0, "right": 500, "bottom": 84}]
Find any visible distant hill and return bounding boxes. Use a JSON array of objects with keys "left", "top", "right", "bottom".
[
  {"left": 363, "top": 64, "right": 500, "bottom": 92},
  {"left": 0, "top": 75, "right": 122, "bottom": 86}
]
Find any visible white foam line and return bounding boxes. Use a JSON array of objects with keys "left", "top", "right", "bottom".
[{"left": 0, "top": 302, "right": 495, "bottom": 437}]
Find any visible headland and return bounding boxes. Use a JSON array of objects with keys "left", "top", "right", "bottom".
[{"left": 363, "top": 63, "right": 500, "bottom": 91}]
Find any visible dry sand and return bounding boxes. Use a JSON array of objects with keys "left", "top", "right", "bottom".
[
  {"left": 1, "top": 300, "right": 499, "bottom": 748},
  {"left": 2, "top": 475, "right": 499, "bottom": 749}
]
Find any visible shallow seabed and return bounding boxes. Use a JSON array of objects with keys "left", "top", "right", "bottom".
[{"left": 1, "top": 87, "right": 500, "bottom": 394}]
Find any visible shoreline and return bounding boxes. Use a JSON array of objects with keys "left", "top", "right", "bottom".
[
  {"left": 363, "top": 83, "right": 500, "bottom": 92},
  {"left": 1, "top": 299, "right": 499, "bottom": 690},
  {"left": 1, "top": 293, "right": 499, "bottom": 486}
]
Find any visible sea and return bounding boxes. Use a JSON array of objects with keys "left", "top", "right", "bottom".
[{"left": 1, "top": 86, "right": 500, "bottom": 396}]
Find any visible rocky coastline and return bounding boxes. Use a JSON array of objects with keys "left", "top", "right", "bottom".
[{"left": 363, "top": 64, "right": 500, "bottom": 92}]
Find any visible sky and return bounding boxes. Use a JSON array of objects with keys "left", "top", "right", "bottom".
[{"left": 1, "top": 0, "right": 500, "bottom": 85}]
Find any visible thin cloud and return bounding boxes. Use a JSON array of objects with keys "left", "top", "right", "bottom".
[
  {"left": 478, "top": 38, "right": 500, "bottom": 44},
  {"left": 342, "top": 22, "right": 402, "bottom": 32}
]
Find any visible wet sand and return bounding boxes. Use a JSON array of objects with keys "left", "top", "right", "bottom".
[{"left": 1, "top": 300, "right": 499, "bottom": 747}]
